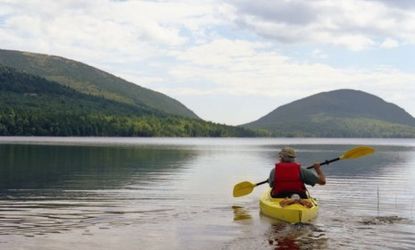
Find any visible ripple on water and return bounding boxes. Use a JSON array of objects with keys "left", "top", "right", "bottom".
[
  {"left": 0, "top": 190, "right": 182, "bottom": 237},
  {"left": 359, "top": 215, "right": 408, "bottom": 225},
  {"left": 1, "top": 139, "right": 415, "bottom": 250}
]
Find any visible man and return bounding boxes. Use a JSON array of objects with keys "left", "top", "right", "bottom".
[{"left": 268, "top": 146, "right": 326, "bottom": 199}]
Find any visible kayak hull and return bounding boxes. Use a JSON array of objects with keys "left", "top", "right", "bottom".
[{"left": 259, "top": 190, "right": 318, "bottom": 224}]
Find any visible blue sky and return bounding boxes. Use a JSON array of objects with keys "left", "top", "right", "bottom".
[{"left": 0, "top": 0, "right": 414, "bottom": 125}]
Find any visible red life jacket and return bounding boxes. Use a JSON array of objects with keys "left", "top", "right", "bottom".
[{"left": 271, "top": 162, "right": 307, "bottom": 197}]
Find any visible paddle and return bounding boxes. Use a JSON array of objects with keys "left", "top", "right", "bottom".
[{"left": 232, "top": 146, "right": 375, "bottom": 197}]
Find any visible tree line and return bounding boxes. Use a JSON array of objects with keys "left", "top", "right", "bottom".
[{"left": 0, "top": 108, "right": 263, "bottom": 137}]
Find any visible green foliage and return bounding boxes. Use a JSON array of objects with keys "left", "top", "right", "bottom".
[
  {"left": 0, "top": 66, "right": 260, "bottom": 137},
  {"left": 0, "top": 109, "right": 260, "bottom": 137},
  {"left": 0, "top": 49, "right": 198, "bottom": 118},
  {"left": 262, "top": 115, "right": 415, "bottom": 138}
]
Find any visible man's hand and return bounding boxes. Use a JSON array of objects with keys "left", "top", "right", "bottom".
[{"left": 312, "top": 163, "right": 321, "bottom": 171}]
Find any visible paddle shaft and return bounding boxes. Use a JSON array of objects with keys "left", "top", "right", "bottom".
[
  {"left": 255, "top": 180, "right": 268, "bottom": 186},
  {"left": 254, "top": 157, "right": 340, "bottom": 187},
  {"left": 306, "top": 157, "right": 340, "bottom": 169}
]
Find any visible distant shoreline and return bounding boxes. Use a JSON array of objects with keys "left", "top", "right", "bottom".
[{"left": 1, "top": 136, "right": 415, "bottom": 147}]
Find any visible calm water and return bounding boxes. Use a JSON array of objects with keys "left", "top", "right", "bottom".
[{"left": 0, "top": 137, "right": 414, "bottom": 250}]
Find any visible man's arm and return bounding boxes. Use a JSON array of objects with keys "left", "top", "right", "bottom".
[
  {"left": 268, "top": 168, "right": 275, "bottom": 187},
  {"left": 312, "top": 163, "right": 326, "bottom": 185}
]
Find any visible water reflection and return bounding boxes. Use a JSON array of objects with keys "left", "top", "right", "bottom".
[
  {"left": 264, "top": 223, "right": 328, "bottom": 250},
  {"left": 0, "top": 144, "right": 197, "bottom": 190},
  {"left": 232, "top": 206, "right": 252, "bottom": 221},
  {"left": 0, "top": 144, "right": 198, "bottom": 237}
]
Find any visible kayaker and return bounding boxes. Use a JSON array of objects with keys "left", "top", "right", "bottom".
[{"left": 268, "top": 147, "right": 326, "bottom": 199}]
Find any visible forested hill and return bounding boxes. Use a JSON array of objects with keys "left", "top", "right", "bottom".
[
  {"left": 0, "top": 49, "right": 198, "bottom": 119},
  {"left": 244, "top": 89, "right": 415, "bottom": 138},
  {"left": 0, "top": 66, "right": 261, "bottom": 137}
]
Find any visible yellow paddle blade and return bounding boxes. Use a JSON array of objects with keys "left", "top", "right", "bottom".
[
  {"left": 340, "top": 146, "right": 375, "bottom": 160},
  {"left": 233, "top": 181, "right": 255, "bottom": 197}
]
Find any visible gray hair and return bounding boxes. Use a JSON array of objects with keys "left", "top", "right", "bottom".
[{"left": 280, "top": 155, "right": 295, "bottom": 162}]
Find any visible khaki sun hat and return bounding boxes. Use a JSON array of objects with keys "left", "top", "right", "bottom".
[{"left": 279, "top": 146, "right": 296, "bottom": 159}]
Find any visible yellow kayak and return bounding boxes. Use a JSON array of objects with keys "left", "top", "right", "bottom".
[{"left": 259, "top": 190, "right": 319, "bottom": 223}]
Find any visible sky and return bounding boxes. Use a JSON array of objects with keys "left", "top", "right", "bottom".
[{"left": 0, "top": 0, "right": 415, "bottom": 125}]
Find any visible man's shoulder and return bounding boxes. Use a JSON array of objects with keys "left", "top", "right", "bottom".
[{"left": 300, "top": 167, "right": 316, "bottom": 176}]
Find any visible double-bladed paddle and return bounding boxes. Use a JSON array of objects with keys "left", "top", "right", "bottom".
[{"left": 232, "top": 146, "right": 375, "bottom": 198}]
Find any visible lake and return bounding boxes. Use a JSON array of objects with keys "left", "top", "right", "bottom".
[{"left": 0, "top": 137, "right": 414, "bottom": 249}]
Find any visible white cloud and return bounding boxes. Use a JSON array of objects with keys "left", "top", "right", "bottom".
[
  {"left": 364, "top": 0, "right": 415, "bottom": 9},
  {"left": 166, "top": 39, "right": 415, "bottom": 104},
  {"left": 227, "top": 0, "right": 415, "bottom": 49},
  {"left": 172, "top": 39, "right": 271, "bottom": 66},
  {"left": 380, "top": 38, "right": 400, "bottom": 48},
  {"left": 0, "top": 0, "right": 221, "bottom": 62}
]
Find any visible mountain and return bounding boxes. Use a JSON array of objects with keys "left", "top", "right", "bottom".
[
  {"left": 0, "top": 66, "right": 261, "bottom": 137},
  {"left": 0, "top": 65, "right": 158, "bottom": 116},
  {"left": 0, "top": 49, "right": 198, "bottom": 119},
  {"left": 244, "top": 89, "right": 415, "bottom": 137}
]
